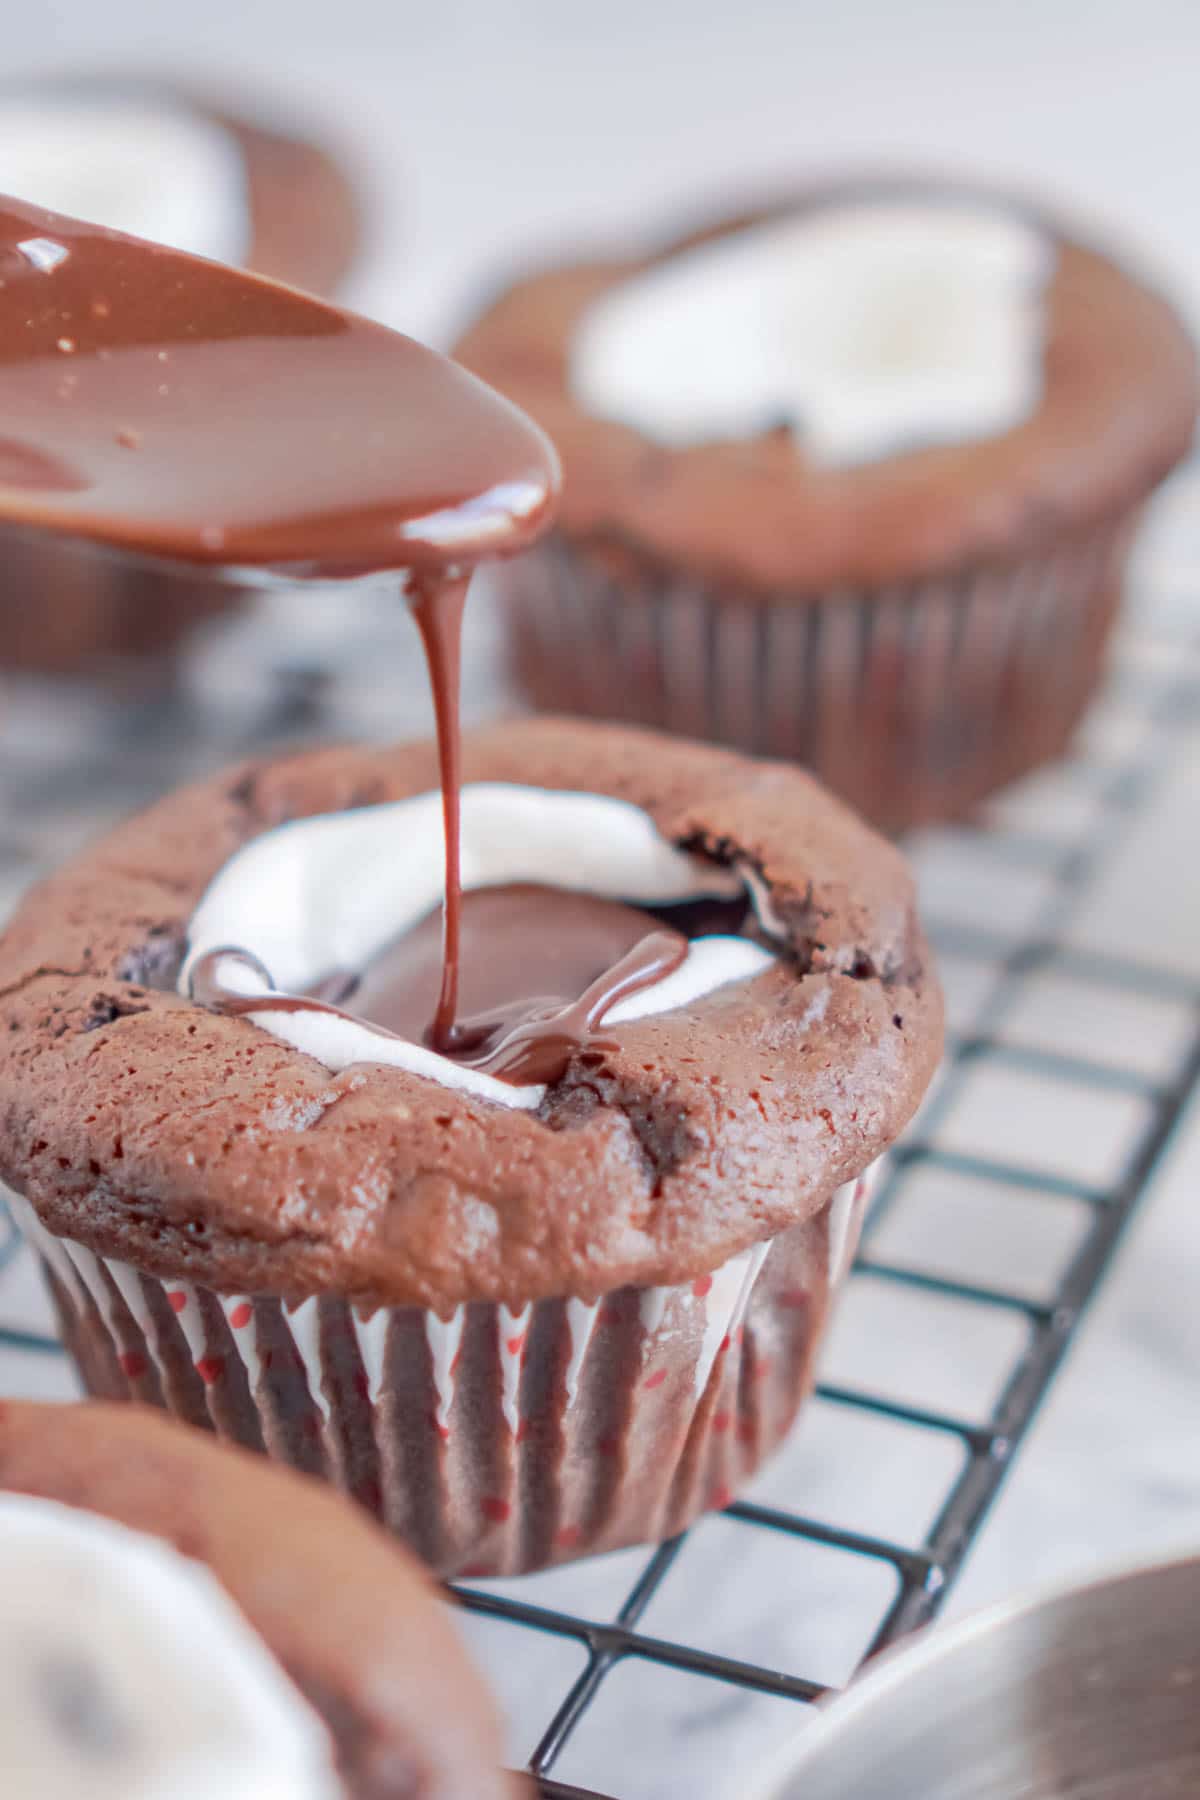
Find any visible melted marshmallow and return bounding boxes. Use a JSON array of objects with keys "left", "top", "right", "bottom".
[
  {"left": 0, "top": 1495, "right": 338, "bottom": 1800},
  {"left": 571, "top": 200, "right": 1052, "bottom": 466},
  {"left": 182, "top": 784, "right": 776, "bottom": 1109},
  {"left": 0, "top": 94, "right": 248, "bottom": 262}
]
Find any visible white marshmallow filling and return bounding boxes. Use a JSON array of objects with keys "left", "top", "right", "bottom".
[
  {"left": 570, "top": 198, "right": 1053, "bottom": 467},
  {"left": 0, "top": 93, "right": 249, "bottom": 263},
  {"left": 182, "top": 783, "right": 780, "bottom": 1109},
  {"left": 0, "top": 1495, "right": 339, "bottom": 1800}
]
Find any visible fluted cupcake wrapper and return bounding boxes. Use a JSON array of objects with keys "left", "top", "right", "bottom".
[
  {"left": 499, "top": 510, "right": 1140, "bottom": 833},
  {"left": 0, "top": 532, "right": 241, "bottom": 676},
  {"left": 6, "top": 1166, "right": 873, "bottom": 1577}
]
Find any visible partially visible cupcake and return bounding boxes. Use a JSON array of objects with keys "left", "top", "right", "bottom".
[
  {"left": 0, "top": 73, "right": 363, "bottom": 676},
  {"left": 0, "top": 717, "right": 941, "bottom": 1576},
  {"left": 455, "top": 178, "right": 1198, "bottom": 831},
  {"left": 0, "top": 1399, "right": 518, "bottom": 1799}
]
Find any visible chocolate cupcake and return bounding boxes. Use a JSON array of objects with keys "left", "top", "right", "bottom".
[
  {"left": 0, "top": 1399, "right": 516, "bottom": 1798},
  {"left": 455, "top": 179, "right": 1198, "bottom": 831},
  {"left": 0, "top": 74, "right": 362, "bottom": 675},
  {"left": 0, "top": 717, "right": 940, "bottom": 1576}
]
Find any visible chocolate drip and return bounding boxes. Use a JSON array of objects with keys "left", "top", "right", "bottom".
[
  {"left": 347, "top": 885, "right": 680, "bottom": 1041},
  {"left": 190, "top": 912, "right": 686, "bottom": 1088},
  {"left": 456, "top": 927, "right": 686, "bottom": 1084},
  {"left": 407, "top": 577, "right": 467, "bottom": 1053}
]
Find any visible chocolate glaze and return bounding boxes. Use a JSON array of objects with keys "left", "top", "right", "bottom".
[
  {"left": 190, "top": 881, "right": 688, "bottom": 1087},
  {"left": 345, "top": 884, "right": 680, "bottom": 1035},
  {"left": 407, "top": 578, "right": 469, "bottom": 1053},
  {"left": 355, "top": 883, "right": 689, "bottom": 1083}
]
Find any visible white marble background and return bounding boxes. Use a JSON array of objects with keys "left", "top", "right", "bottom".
[{"left": 1, "top": 4, "right": 1199, "bottom": 1796}]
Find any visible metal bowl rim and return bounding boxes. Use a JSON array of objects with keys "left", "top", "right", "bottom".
[{"left": 741, "top": 1543, "right": 1200, "bottom": 1800}]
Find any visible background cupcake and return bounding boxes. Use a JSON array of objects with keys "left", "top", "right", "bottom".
[
  {"left": 0, "top": 1400, "right": 517, "bottom": 1799},
  {"left": 455, "top": 177, "right": 1198, "bottom": 832},
  {"left": 0, "top": 72, "right": 363, "bottom": 677},
  {"left": 0, "top": 717, "right": 941, "bottom": 1577}
]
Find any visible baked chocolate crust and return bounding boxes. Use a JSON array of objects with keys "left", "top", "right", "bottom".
[
  {"left": 454, "top": 177, "right": 1198, "bottom": 594},
  {"left": 0, "top": 719, "right": 942, "bottom": 1306},
  {"left": 0, "top": 1400, "right": 516, "bottom": 1800}
]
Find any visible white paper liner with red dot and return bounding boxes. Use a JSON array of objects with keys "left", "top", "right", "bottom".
[
  {"left": 222, "top": 1296, "right": 264, "bottom": 1392},
  {"left": 285, "top": 1297, "right": 329, "bottom": 1421},
  {"left": 563, "top": 1295, "right": 602, "bottom": 1405},
  {"left": 425, "top": 1307, "right": 467, "bottom": 1432},
  {"left": 352, "top": 1306, "right": 390, "bottom": 1404},
  {"left": 7, "top": 1165, "right": 875, "bottom": 1577}
]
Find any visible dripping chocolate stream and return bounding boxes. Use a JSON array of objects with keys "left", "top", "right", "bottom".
[
  {"left": 0, "top": 194, "right": 701, "bottom": 1077},
  {"left": 407, "top": 576, "right": 468, "bottom": 1052}
]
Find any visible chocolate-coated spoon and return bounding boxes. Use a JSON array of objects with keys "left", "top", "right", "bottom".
[
  {"left": 0, "top": 196, "right": 558, "bottom": 579},
  {"left": 0, "top": 193, "right": 567, "bottom": 1057}
]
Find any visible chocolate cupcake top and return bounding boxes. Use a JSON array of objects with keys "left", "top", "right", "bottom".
[
  {"left": 0, "top": 74, "right": 360, "bottom": 297},
  {"left": 455, "top": 178, "right": 1198, "bottom": 593},
  {"left": 0, "top": 1400, "right": 515, "bottom": 1799},
  {"left": 0, "top": 718, "right": 940, "bottom": 1308}
]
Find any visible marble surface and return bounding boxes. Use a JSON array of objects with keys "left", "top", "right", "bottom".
[{"left": 0, "top": 5, "right": 1198, "bottom": 1796}]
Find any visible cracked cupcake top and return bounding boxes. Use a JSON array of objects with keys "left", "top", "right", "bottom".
[
  {"left": 0, "top": 719, "right": 941, "bottom": 1307},
  {"left": 455, "top": 177, "right": 1198, "bottom": 594}
]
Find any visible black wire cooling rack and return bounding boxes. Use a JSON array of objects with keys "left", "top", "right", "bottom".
[
  {"left": 464, "top": 623, "right": 1200, "bottom": 1798},
  {"left": 0, "top": 563, "right": 1197, "bottom": 1799}
]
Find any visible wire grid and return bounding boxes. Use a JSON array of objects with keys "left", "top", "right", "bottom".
[
  {"left": 466, "top": 627, "right": 1200, "bottom": 1796},
  {"left": 0, "top": 559, "right": 1197, "bottom": 1799}
]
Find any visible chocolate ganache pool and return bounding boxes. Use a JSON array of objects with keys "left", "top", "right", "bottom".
[{"left": 181, "top": 784, "right": 777, "bottom": 1108}]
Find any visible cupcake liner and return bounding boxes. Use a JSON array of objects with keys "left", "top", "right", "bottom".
[
  {"left": 6, "top": 1164, "right": 875, "bottom": 1577},
  {"left": 499, "top": 509, "right": 1140, "bottom": 832},
  {"left": 0, "top": 531, "right": 241, "bottom": 676}
]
